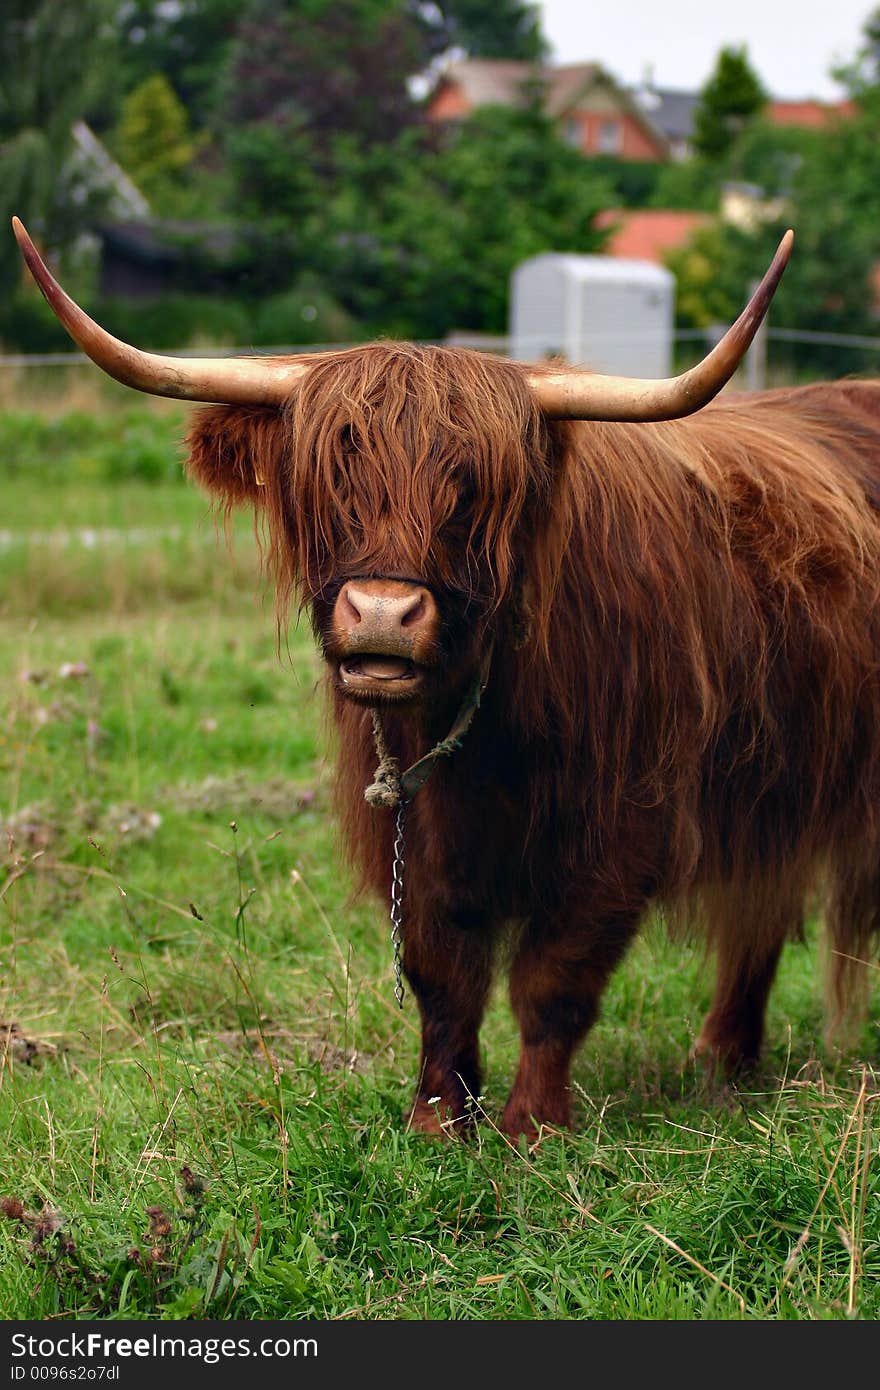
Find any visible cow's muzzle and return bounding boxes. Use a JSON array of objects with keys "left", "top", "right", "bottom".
[{"left": 329, "top": 578, "right": 440, "bottom": 702}]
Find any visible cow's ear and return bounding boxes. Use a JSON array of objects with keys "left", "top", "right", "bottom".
[{"left": 184, "top": 405, "right": 285, "bottom": 506}]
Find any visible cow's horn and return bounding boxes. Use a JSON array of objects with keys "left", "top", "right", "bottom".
[
  {"left": 11, "top": 217, "right": 308, "bottom": 405},
  {"left": 529, "top": 230, "right": 793, "bottom": 421}
]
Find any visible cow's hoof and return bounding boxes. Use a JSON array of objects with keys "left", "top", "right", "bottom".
[
  {"left": 500, "top": 1097, "right": 569, "bottom": 1142},
  {"left": 692, "top": 1027, "right": 760, "bottom": 1080},
  {"left": 407, "top": 1096, "right": 471, "bottom": 1138}
]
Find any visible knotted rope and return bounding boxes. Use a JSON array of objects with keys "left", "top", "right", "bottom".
[
  {"left": 364, "top": 647, "right": 492, "bottom": 810},
  {"left": 364, "top": 712, "right": 402, "bottom": 808}
]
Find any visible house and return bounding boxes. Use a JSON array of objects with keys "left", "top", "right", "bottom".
[
  {"left": 60, "top": 124, "right": 245, "bottom": 300},
  {"left": 631, "top": 78, "right": 856, "bottom": 157},
  {"left": 69, "top": 121, "right": 151, "bottom": 221},
  {"left": 426, "top": 60, "right": 669, "bottom": 161},
  {"left": 628, "top": 83, "right": 699, "bottom": 160},
  {"left": 766, "top": 98, "right": 856, "bottom": 128},
  {"left": 718, "top": 181, "right": 788, "bottom": 231},
  {"left": 594, "top": 208, "right": 711, "bottom": 263},
  {"left": 429, "top": 60, "right": 858, "bottom": 166},
  {"left": 96, "top": 220, "right": 240, "bottom": 298},
  {"left": 594, "top": 185, "right": 791, "bottom": 273}
]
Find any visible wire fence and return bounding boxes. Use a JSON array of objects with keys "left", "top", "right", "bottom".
[{"left": 2, "top": 326, "right": 880, "bottom": 377}]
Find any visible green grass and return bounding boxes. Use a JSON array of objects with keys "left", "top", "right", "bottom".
[{"left": 0, "top": 457, "right": 878, "bottom": 1321}]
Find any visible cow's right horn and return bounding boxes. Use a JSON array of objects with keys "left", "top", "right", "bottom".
[
  {"left": 12, "top": 217, "right": 308, "bottom": 405},
  {"left": 529, "top": 230, "right": 793, "bottom": 422}
]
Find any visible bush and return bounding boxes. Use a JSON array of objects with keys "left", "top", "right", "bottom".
[
  {"left": 588, "top": 156, "right": 663, "bottom": 208},
  {"left": 92, "top": 414, "right": 186, "bottom": 482},
  {"left": 250, "top": 283, "right": 358, "bottom": 348},
  {"left": 93, "top": 295, "right": 253, "bottom": 351},
  {"left": 88, "top": 288, "right": 360, "bottom": 353},
  {"left": 0, "top": 408, "right": 186, "bottom": 484},
  {"left": 0, "top": 290, "right": 82, "bottom": 354}
]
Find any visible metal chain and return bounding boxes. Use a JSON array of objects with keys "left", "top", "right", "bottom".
[
  {"left": 366, "top": 657, "right": 491, "bottom": 1005},
  {"left": 389, "top": 801, "right": 407, "bottom": 1007}
]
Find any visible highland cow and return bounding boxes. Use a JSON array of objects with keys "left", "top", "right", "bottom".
[{"left": 14, "top": 218, "right": 880, "bottom": 1138}]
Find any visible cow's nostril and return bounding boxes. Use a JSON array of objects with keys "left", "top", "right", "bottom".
[
  {"left": 400, "top": 594, "right": 424, "bottom": 628},
  {"left": 340, "top": 586, "right": 366, "bottom": 625}
]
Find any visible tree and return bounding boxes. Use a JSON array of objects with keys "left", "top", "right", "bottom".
[
  {"left": 0, "top": 0, "right": 116, "bottom": 314},
  {"left": 114, "top": 74, "right": 195, "bottom": 208},
  {"left": 214, "top": 0, "right": 429, "bottom": 280},
  {"left": 834, "top": 5, "right": 880, "bottom": 97},
  {"left": 219, "top": 0, "right": 426, "bottom": 161},
  {"left": 113, "top": 0, "right": 241, "bottom": 132},
  {"left": 424, "top": 0, "right": 547, "bottom": 61},
  {"left": 212, "top": 0, "right": 592, "bottom": 335},
  {"left": 692, "top": 46, "right": 766, "bottom": 161},
  {"left": 318, "top": 103, "right": 611, "bottom": 338}
]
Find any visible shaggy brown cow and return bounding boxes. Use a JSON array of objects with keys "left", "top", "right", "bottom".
[{"left": 14, "top": 218, "right": 880, "bottom": 1138}]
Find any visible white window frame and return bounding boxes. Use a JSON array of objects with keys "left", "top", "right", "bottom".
[{"left": 596, "top": 119, "right": 623, "bottom": 154}]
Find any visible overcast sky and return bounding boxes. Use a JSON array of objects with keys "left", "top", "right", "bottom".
[{"left": 538, "top": 0, "right": 876, "bottom": 99}]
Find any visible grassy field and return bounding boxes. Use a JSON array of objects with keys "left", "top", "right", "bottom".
[{"left": 0, "top": 402, "right": 878, "bottom": 1322}]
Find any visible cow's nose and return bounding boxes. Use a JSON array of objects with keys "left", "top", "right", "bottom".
[{"left": 335, "top": 581, "right": 437, "bottom": 644}]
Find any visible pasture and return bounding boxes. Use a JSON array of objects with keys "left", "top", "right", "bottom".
[{"left": 0, "top": 386, "right": 878, "bottom": 1321}]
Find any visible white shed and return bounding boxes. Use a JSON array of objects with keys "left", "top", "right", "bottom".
[{"left": 509, "top": 254, "right": 675, "bottom": 378}]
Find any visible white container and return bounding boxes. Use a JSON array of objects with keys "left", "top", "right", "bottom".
[{"left": 510, "top": 254, "right": 674, "bottom": 378}]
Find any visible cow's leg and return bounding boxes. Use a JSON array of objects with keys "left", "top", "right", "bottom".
[
  {"left": 694, "top": 879, "right": 797, "bottom": 1072},
  {"left": 695, "top": 940, "right": 784, "bottom": 1073},
  {"left": 403, "top": 910, "right": 495, "bottom": 1136},
  {"left": 503, "top": 912, "right": 640, "bottom": 1138},
  {"left": 824, "top": 848, "right": 880, "bottom": 1031}
]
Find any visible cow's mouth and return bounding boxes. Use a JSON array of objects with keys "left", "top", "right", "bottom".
[{"left": 337, "top": 654, "right": 423, "bottom": 698}]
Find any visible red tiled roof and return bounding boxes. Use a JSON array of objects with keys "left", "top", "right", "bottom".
[
  {"left": 594, "top": 209, "right": 710, "bottom": 263},
  {"left": 767, "top": 99, "right": 856, "bottom": 128}
]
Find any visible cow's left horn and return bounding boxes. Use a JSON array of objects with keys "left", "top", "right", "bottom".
[
  {"left": 11, "top": 217, "right": 308, "bottom": 405},
  {"left": 529, "top": 230, "right": 793, "bottom": 421}
]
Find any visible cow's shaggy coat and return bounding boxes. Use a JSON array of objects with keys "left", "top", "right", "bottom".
[{"left": 187, "top": 346, "right": 880, "bottom": 1136}]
